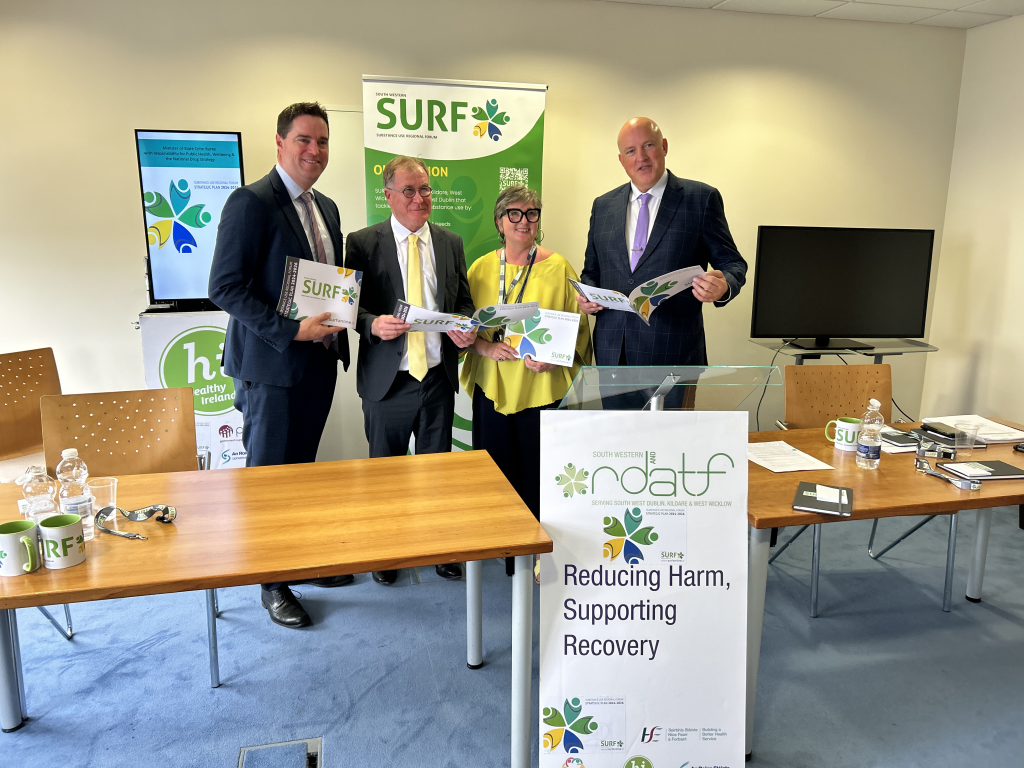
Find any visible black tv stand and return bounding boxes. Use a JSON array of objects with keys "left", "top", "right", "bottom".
[{"left": 787, "top": 337, "right": 875, "bottom": 351}]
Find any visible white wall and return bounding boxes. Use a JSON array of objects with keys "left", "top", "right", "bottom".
[
  {"left": 921, "top": 14, "right": 1024, "bottom": 424},
  {"left": 0, "top": 0, "right": 967, "bottom": 455}
]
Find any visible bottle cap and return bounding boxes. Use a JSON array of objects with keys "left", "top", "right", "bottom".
[
  {"left": 868, "top": 398, "right": 881, "bottom": 409},
  {"left": 61, "top": 448, "right": 79, "bottom": 459}
]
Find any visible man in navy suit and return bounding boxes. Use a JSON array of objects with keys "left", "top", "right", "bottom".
[
  {"left": 208, "top": 102, "right": 353, "bottom": 629},
  {"left": 578, "top": 117, "right": 747, "bottom": 369}
]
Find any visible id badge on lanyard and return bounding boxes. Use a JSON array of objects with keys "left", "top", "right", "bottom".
[{"left": 493, "top": 245, "right": 537, "bottom": 343}]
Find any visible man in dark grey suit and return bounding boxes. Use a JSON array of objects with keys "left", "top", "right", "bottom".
[
  {"left": 209, "top": 102, "right": 353, "bottom": 629},
  {"left": 345, "top": 156, "right": 476, "bottom": 585},
  {"left": 578, "top": 117, "right": 747, "bottom": 369}
]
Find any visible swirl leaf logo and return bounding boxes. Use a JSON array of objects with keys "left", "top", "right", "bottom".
[
  {"left": 631, "top": 279, "right": 678, "bottom": 321},
  {"left": 543, "top": 697, "right": 599, "bottom": 753},
  {"left": 475, "top": 305, "right": 512, "bottom": 328},
  {"left": 144, "top": 180, "right": 212, "bottom": 254},
  {"left": 472, "top": 98, "right": 511, "bottom": 141},
  {"left": 556, "top": 463, "right": 589, "bottom": 498},
  {"left": 603, "top": 507, "right": 659, "bottom": 563},
  {"left": 0, "top": 549, "right": 7, "bottom": 560},
  {"left": 506, "top": 311, "right": 552, "bottom": 359},
  {"left": 340, "top": 287, "right": 358, "bottom": 305}
]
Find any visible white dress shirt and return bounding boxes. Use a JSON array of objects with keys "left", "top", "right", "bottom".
[
  {"left": 275, "top": 163, "right": 336, "bottom": 266},
  {"left": 625, "top": 169, "right": 669, "bottom": 254},
  {"left": 391, "top": 215, "right": 442, "bottom": 371}
]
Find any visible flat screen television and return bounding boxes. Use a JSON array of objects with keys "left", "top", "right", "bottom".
[
  {"left": 135, "top": 129, "right": 244, "bottom": 311},
  {"left": 749, "top": 226, "right": 934, "bottom": 350}
]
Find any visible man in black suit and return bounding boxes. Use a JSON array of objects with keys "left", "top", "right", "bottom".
[
  {"left": 209, "top": 102, "right": 353, "bottom": 629},
  {"left": 578, "top": 117, "right": 747, "bottom": 370},
  {"left": 345, "top": 156, "right": 476, "bottom": 585}
]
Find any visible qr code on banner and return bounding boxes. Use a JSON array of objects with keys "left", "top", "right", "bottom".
[{"left": 498, "top": 167, "right": 528, "bottom": 189}]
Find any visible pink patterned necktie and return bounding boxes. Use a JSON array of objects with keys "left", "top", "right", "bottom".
[
  {"left": 298, "top": 191, "right": 332, "bottom": 348},
  {"left": 630, "top": 192, "right": 652, "bottom": 272}
]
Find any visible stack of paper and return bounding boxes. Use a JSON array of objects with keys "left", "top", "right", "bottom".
[
  {"left": 922, "top": 415, "right": 1024, "bottom": 444},
  {"left": 747, "top": 441, "right": 834, "bottom": 473}
]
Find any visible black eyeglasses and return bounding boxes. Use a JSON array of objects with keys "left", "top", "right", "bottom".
[
  {"left": 388, "top": 185, "right": 432, "bottom": 199},
  {"left": 504, "top": 208, "right": 541, "bottom": 223}
]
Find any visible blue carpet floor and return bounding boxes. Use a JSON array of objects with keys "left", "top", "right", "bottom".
[{"left": 4, "top": 508, "right": 1023, "bottom": 767}]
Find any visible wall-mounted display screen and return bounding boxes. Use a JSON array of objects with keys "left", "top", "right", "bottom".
[{"left": 135, "top": 130, "right": 244, "bottom": 307}]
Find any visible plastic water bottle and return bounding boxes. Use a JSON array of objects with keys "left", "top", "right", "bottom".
[
  {"left": 18, "top": 466, "right": 59, "bottom": 525},
  {"left": 856, "top": 398, "right": 885, "bottom": 470},
  {"left": 56, "top": 448, "right": 94, "bottom": 540}
]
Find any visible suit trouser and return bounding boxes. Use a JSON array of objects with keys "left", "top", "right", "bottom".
[
  {"left": 234, "top": 342, "right": 338, "bottom": 591},
  {"left": 361, "top": 366, "right": 454, "bottom": 458}
]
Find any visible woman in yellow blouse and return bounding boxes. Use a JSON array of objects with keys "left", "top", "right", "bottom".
[{"left": 462, "top": 185, "right": 593, "bottom": 528}]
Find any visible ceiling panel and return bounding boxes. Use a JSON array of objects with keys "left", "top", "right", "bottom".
[
  {"left": 603, "top": 0, "right": 721, "bottom": 7},
  {"left": 958, "top": 0, "right": 1024, "bottom": 14},
  {"left": 714, "top": 0, "right": 847, "bottom": 16},
  {"left": 849, "top": 0, "right": 964, "bottom": 10},
  {"left": 915, "top": 8, "right": 1009, "bottom": 22},
  {"left": 819, "top": 2, "right": 946, "bottom": 21}
]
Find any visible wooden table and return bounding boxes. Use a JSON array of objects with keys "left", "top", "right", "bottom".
[
  {"left": 0, "top": 451, "right": 551, "bottom": 767},
  {"left": 743, "top": 422, "right": 1024, "bottom": 758}
]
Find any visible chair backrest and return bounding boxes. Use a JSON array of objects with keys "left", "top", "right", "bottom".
[
  {"left": 784, "top": 364, "right": 893, "bottom": 429},
  {"left": 0, "top": 348, "right": 62, "bottom": 460},
  {"left": 40, "top": 387, "right": 197, "bottom": 477}
]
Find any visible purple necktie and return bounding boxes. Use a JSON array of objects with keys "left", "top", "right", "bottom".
[
  {"left": 299, "top": 191, "right": 333, "bottom": 348},
  {"left": 630, "top": 193, "right": 652, "bottom": 272}
]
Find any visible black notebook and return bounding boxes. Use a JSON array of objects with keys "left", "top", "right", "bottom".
[
  {"left": 793, "top": 482, "right": 853, "bottom": 517},
  {"left": 937, "top": 461, "right": 1024, "bottom": 481}
]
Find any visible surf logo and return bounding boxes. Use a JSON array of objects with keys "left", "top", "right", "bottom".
[
  {"left": 603, "top": 507, "right": 658, "bottom": 563},
  {"left": 474, "top": 305, "right": 514, "bottom": 328},
  {"left": 144, "top": 180, "right": 212, "bottom": 253},
  {"left": 555, "top": 463, "right": 589, "bottom": 498},
  {"left": 631, "top": 278, "right": 678, "bottom": 322},
  {"left": 507, "top": 311, "right": 552, "bottom": 359},
  {"left": 543, "top": 697, "right": 598, "bottom": 754},
  {"left": 472, "top": 98, "right": 510, "bottom": 141}
]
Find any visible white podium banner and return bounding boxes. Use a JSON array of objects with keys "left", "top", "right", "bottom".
[
  {"left": 540, "top": 410, "right": 748, "bottom": 768},
  {"left": 139, "top": 311, "right": 246, "bottom": 470}
]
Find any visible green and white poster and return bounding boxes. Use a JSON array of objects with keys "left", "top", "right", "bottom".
[
  {"left": 139, "top": 311, "right": 246, "bottom": 469},
  {"left": 362, "top": 75, "right": 546, "bottom": 267},
  {"left": 362, "top": 75, "right": 546, "bottom": 451}
]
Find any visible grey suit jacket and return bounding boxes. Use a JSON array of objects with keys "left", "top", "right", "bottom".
[{"left": 345, "top": 220, "right": 474, "bottom": 402}]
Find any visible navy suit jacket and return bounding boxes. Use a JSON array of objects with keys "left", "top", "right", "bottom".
[
  {"left": 345, "top": 220, "right": 474, "bottom": 402},
  {"left": 208, "top": 167, "right": 350, "bottom": 387},
  {"left": 580, "top": 171, "right": 747, "bottom": 366}
]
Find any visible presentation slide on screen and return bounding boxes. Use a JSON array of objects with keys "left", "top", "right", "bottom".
[{"left": 136, "top": 131, "right": 242, "bottom": 301}]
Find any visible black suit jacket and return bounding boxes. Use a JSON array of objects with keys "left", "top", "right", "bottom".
[
  {"left": 580, "top": 171, "right": 747, "bottom": 366},
  {"left": 345, "top": 220, "right": 474, "bottom": 402},
  {"left": 208, "top": 167, "right": 349, "bottom": 387}
]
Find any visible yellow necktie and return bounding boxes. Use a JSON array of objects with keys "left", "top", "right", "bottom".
[{"left": 406, "top": 233, "right": 428, "bottom": 381}]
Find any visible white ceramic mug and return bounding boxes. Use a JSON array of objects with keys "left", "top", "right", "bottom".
[
  {"left": 0, "top": 520, "right": 41, "bottom": 577},
  {"left": 39, "top": 514, "right": 86, "bottom": 570},
  {"left": 826, "top": 417, "right": 863, "bottom": 452}
]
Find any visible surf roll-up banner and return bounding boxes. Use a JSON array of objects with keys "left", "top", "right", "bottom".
[{"left": 362, "top": 75, "right": 547, "bottom": 268}]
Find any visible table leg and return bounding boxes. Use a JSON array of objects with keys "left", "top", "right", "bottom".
[
  {"left": 943, "top": 513, "right": 959, "bottom": 613},
  {"left": 810, "top": 523, "right": 822, "bottom": 618},
  {"left": 205, "top": 590, "right": 220, "bottom": 688},
  {"left": 9, "top": 611, "right": 25, "bottom": 720},
  {"left": 746, "top": 525, "right": 771, "bottom": 761},
  {"left": 0, "top": 609, "right": 25, "bottom": 732},
  {"left": 466, "top": 560, "right": 483, "bottom": 669},
  {"left": 510, "top": 554, "right": 533, "bottom": 768},
  {"left": 966, "top": 509, "right": 992, "bottom": 603}
]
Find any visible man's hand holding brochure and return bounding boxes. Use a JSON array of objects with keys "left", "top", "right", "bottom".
[{"left": 568, "top": 265, "right": 706, "bottom": 324}]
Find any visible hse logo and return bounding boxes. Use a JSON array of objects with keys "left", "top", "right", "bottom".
[
  {"left": 375, "top": 95, "right": 509, "bottom": 141},
  {"left": 507, "top": 311, "right": 551, "bottom": 359},
  {"left": 632, "top": 278, "right": 678, "bottom": 322},
  {"left": 159, "top": 327, "right": 235, "bottom": 416},
  {"left": 220, "top": 448, "right": 246, "bottom": 465},
  {"left": 472, "top": 98, "right": 510, "bottom": 141},
  {"left": 640, "top": 726, "right": 662, "bottom": 744},
  {"left": 586, "top": 451, "right": 735, "bottom": 498},
  {"left": 604, "top": 508, "right": 658, "bottom": 564},
  {"left": 144, "top": 180, "right": 212, "bottom": 254},
  {"left": 556, "top": 463, "right": 589, "bottom": 498},
  {"left": 543, "top": 698, "right": 599, "bottom": 754},
  {"left": 624, "top": 757, "right": 654, "bottom": 768}
]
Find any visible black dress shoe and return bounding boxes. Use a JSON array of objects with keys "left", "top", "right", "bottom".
[
  {"left": 435, "top": 563, "right": 462, "bottom": 580},
  {"left": 373, "top": 570, "right": 399, "bottom": 584},
  {"left": 261, "top": 586, "right": 311, "bottom": 628},
  {"left": 297, "top": 574, "right": 355, "bottom": 588}
]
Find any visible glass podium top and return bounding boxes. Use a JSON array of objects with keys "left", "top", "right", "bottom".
[{"left": 557, "top": 365, "right": 782, "bottom": 413}]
